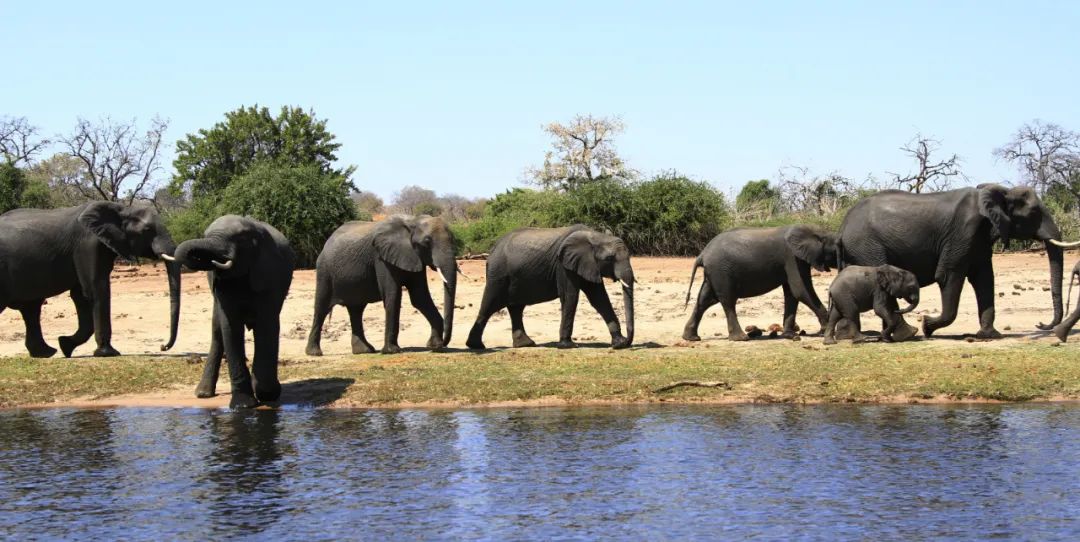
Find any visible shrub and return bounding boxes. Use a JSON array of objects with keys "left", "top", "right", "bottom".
[
  {"left": 0, "top": 163, "right": 27, "bottom": 213},
  {"left": 452, "top": 188, "right": 563, "bottom": 254}
]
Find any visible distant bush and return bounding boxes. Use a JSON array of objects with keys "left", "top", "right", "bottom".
[{"left": 452, "top": 188, "right": 562, "bottom": 254}]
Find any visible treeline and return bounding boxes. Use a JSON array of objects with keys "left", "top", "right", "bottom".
[{"left": 3, "top": 111, "right": 1079, "bottom": 266}]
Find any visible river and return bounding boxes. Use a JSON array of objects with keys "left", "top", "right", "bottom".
[{"left": 1, "top": 404, "right": 1078, "bottom": 540}]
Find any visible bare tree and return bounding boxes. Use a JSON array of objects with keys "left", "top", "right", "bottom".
[
  {"left": 889, "top": 134, "right": 962, "bottom": 193},
  {"left": 994, "top": 120, "right": 1080, "bottom": 196},
  {"left": 0, "top": 116, "right": 50, "bottom": 166},
  {"left": 392, "top": 185, "right": 442, "bottom": 215},
  {"left": 350, "top": 190, "right": 385, "bottom": 216},
  {"left": 59, "top": 116, "right": 169, "bottom": 204},
  {"left": 528, "top": 114, "right": 634, "bottom": 191},
  {"left": 777, "top": 166, "right": 870, "bottom": 216}
]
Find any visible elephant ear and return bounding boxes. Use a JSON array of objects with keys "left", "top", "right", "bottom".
[
  {"left": 248, "top": 222, "right": 286, "bottom": 292},
  {"left": 560, "top": 230, "right": 602, "bottom": 283},
  {"left": 978, "top": 184, "right": 1011, "bottom": 246},
  {"left": 785, "top": 225, "right": 827, "bottom": 271},
  {"left": 78, "top": 201, "right": 131, "bottom": 258},
  {"left": 876, "top": 266, "right": 903, "bottom": 298},
  {"left": 373, "top": 218, "right": 423, "bottom": 272}
]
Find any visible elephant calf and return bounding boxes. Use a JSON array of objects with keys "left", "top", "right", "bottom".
[
  {"left": 1053, "top": 260, "right": 1080, "bottom": 342},
  {"left": 466, "top": 225, "right": 634, "bottom": 350},
  {"left": 173, "top": 215, "right": 295, "bottom": 409},
  {"left": 823, "top": 265, "right": 920, "bottom": 345},
  {"left": 683, "top": 225, "right": 838, "bottom": 341}
]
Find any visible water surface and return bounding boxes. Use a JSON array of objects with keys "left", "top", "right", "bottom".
[{"left": 1, "top": 404, "right": 1078, "bottom": 540}]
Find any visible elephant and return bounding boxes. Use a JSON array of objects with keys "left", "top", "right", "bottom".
[
  {"left": 822, "top": 264, "right": 920, "bottom": 344},
  {"left": 0, "top": 202, "right": 181, "bottom": 358},
  {"left": 838, "top": 184, "right": 1080, "bottom": 339},
  {"left": 682, "top": 225, "right": 839, "bottom": 342},
  {"left": 466, "top": 225, "right": 635, "bottom": 350},
  {"left": 305, "top": 215, "right": 457, "bottom": 356},
  {"left": 1052, "top": 260, "right": 1080, "bottom": 342},
  {"left": 172, "top": 215, "right": 295, "bottom": 409}
]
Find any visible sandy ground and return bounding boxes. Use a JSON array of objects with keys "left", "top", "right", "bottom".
[{"left": 0, "top": 252, "right": 1072, "bottom": 362}]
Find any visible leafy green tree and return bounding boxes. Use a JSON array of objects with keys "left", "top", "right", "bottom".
[
  {"left": 171, "top": 105, "right": 352, "bottom": 198},
  {"left": 0, "top": 162, "right": 28, "bottom": 213},
  {"left": 736, "top": 179, "right": 779, "bottom": 213}
]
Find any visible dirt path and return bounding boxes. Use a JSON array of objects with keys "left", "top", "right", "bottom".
[{"left": 0, "top": 252, "right": 1070, "bottom": 362}]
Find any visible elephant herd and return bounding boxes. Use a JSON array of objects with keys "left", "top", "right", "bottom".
[{"left": 1, "top": 184, "right": 1079, "bottom": 408}]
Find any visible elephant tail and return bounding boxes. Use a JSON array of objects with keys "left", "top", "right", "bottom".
[
  {"left": 1068, "top": 268, "right": 1078, "bottom": 316},
  {"left": 684, "top": 257, "right": 703, "bottom": 309}
]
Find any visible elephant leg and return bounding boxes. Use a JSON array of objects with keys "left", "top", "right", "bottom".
[
  {"left": 381, "top": 284, "right": 403, "bottom": 354},
  {"left": 581, "top": 282, "right": 628, "bottom": 349},
  {"left": 347, "top": 304, "right": 376, "bottom": 354},
  {"left": 467, "top": 280, "right": 506, "bottom": 350},
  {"left": 507, "top": 305, "right": 536, "bottom": 348},
  {"left": 823, "top": 304, "right": 842, "bottom": 345},
  {"left": 1054, "top": 302, "right": 1080, "bottom": 342},
  {"left": 876, "top": 298, "right": 900, "bottom": 342},
  {"left": 790, "top": 266, "right": 828, "bottom": 333},
  {"left": 59, "top": 290, "right": 94, "bottom": 358},
  {"left": 217, "top": 303, "right": 255, "bottom": 409},
  {"left": 682, "top": 278, "right": 718, "bottom": 341},
  {"left": 720, "top": 295, "right": 748, "bottom": 341},
  {"left": 90, "top": 280, "right": 120, "bottom": 357},
  {"left": 252, "top": 313, "right": 281, "bottom": 403},
  {"left": 968, "top": 263, "right": 1001, "bottom": 339},
  {"left": 304, "top": 275, "right": 334, "bottom": 356},
  {"left": 780, "top": 284, "right": 799, "bottom": 339},
  {"left": 406, "top": 277, "right": 445, "bottom": 351},
  {"left": 19, "top": 301, "right": 56, "bottom": 358},
  {"left": 196, "top": 305, "right": 224, "bottom": 398},
  {"left": 557, "top": 286, "right": 580, "bottom": 348},
  {"left": 923, "top": 273, "right": 965, "bottom": 338}
]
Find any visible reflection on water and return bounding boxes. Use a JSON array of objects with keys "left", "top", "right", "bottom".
[{"left": 1, "top": 404, "right": 1078, "bottom": 540}]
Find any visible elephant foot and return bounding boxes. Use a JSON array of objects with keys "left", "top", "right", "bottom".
[
  {"left": 682, "top": 331, "right": 701, "bottom": 342},
  {"left": 381, "top": 344, "right": 402, "bottom": 355},
  {"left": 728, "top": 332, "right": 750, "bottom": 342},
  {"left": 1054, "top": 323, "right": 1072, "bottom": 342},
  {"left": 427, "top": 336, "right": 447, "bottom": 352},
  {"left": 466, "top": 338, "right": 486, "bottom": 351},
  {"left": 892, "top": 322, "right": 919, "bottom": 342},
  {"left": 975, "top": 328, "right": 1003, "bottom": 340},
  {"left": 556, "top": 340, "right": 577, "bottom": 349},
  {"left": 780, "top": 330, "right": 798, "bottom": 340},
  {"left": 229, "top": 391, "right": 258, "bottom": 409},
  {"left": 195, "top": 382, "right": 217, "bottom": 398},
  {"left": 852, "top": 334, "right": 870, "bottom": 344},
  {"left": 305, "top": 343, "right": 324, "bottom": 357},
  {"left": 352, "top": 340, "right": 376, "bottom": 354},
  {"left": 256, "top": 382, "right": 282, "bottom": 403},
  {"left": 823, "top": 336, "right": 837, "bottom": 345},
  {"left": 27, "top": 343, "right": 57, "bottom": 359},
  {"left": 512, "top": 333, "right": 536, "bottom": 348},
  {"left": 58, "top": 336, "right": 82, "bottom": 358},
  {"left": 93, "top": 345, "right": 121, "bottom": 357},
  {"left": 611, "top": 336, "right": 631, "bottom": 350}
]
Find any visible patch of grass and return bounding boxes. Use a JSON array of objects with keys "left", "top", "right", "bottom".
[{"left": 2, "top": 341, "right": 1078, "bottom": 407}]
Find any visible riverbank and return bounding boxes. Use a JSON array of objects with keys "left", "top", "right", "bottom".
[{"left": 3, "top": 339, "right": 1078, "bottom": 408}]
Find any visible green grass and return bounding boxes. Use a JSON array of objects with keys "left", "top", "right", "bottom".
[{"left": 2, "top": 341, "right": 1079, "bottom": 408}]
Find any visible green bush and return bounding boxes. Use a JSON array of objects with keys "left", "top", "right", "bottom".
[
  {"left": 622, "top": 174, "right": 730, "bottom": 255},
  {"left": 0, "top": 163, "right": 27, "bottom": 213},
  {"left": 452, "top": 188, "right": 562, "bottom": 254}
]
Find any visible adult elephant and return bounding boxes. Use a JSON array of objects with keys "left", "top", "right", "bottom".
[
  {"left": 0, "top": 202, "right": 181, "bottom": 358},
  {"left": 305, "top": 215, "right": 457, "bottom": 356},
  {"left": 838, "top": 184, "right": 1080, "bottom": 338},
  {"left": 173, "top": 215, "right": 295, "bottom": 409},
  {"left": 682, "top": 225, "right": 839, "bottom": 341},
  {"left": 465, "top": 225, "right": 634, "bottom": 350}
]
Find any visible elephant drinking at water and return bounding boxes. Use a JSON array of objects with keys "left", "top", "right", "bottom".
[
  {"left": 466, "top": 225, "right": 634, "bottom": 350},
  {"left": 0, "top": 202, "right": 182, "bottom": 357}
]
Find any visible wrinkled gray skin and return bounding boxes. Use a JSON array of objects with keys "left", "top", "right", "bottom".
[
  {"left": 823, "top": 265, "right": 920, "bottom": 344},
  {"left": 173, "top": 215, "right": 295, "bottom": 409},
  {"left": 839, "top": 184, "right": 1078, "bottom": 339},
  {"left": 305, "top": 215, "right": 457, "bottom": 355},
  {"left": 466, "top": 225, "right": 635, "bottom": 350},
  {"left": 1053, "top": 260, "right": 1080, "bottom": 342},
  {"left": 682, "top": 225, "right": 838, "bottom": 341},
  {"left": 0, "top": 202, "right": 181, "bottom": 358}
]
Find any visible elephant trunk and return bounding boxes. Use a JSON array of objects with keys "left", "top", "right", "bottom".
[
  {"left": 174, "top": 237, "right": 234, "bottom": 272},
  {"left": 152, "top": 234, "right": 181, "bottom": 351},
  {"left": 616, "top": 261, "right": 635, "bottom": 345},
  {"left": 434, "top": 251, "right": 457, "bottom": 345},
  {"left": 1039, "top": 242, "right": 1064, "bottom": 330},
  {"left": 897, "top": 293, "right": 918, "bottom": 315}
]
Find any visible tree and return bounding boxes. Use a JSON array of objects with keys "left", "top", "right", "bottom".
[
  {"left": 351, "top": 190, "right": 384, "bottom": 218},
  {"left": 528, "top": 114, "right": 634, "bottom": 191},
  {"left": 735, "top": 179, "right": 780, "bottom": 220},
  {"left": 59, "top": 116, "right": 169, "bottom": 204},
  {"left": 172, "top": 105, "right": 351, "bottom": 198},
  {"left": 0, "top": 162, "right": 28, "bottom": 212},
  {"left": 439, "top": 193, "right": 486, "bottom": 221},
  {"left": 0, "top": 116, "right": 50, "bottom": 166},
  {"left": 25, "top": 153, "right": 93, "bottom": 207},
  {"left": 392, "top": 185, "right": 441, "bottom": 215},
  {"left": 777, "top": 166, "right": 869, "bottom": 217},
  {"left": 994, "top": 120, "right": 1080, "bottom": 213},
  {"left": 889, "top": 134, "right": 962, "bottom": 193}
]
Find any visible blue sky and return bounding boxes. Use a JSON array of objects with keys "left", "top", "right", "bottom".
[{"left": 4, "top": 1, "right": 1079, "bottom": 200}]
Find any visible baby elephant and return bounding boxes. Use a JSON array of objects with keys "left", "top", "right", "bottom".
[
  {"left": 1052, "top": 260, "right": 1080, "bottom": 342},
  {"left": 824, "top": 265, "right": 920, "bottom": 344}
]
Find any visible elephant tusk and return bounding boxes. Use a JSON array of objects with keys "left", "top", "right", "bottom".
[
  {"left": 212, "top": 259, "right": 234, "bottom": 270},
  {"left": 620, "top": 280, "right": 631, "bottom": 289},
  {"left": 437, "top": 267, "right": 449, "bottom": 284},
  {"left": 1049, "top": 239, "right": 1080, "bottom": 248},
  {"left": 457, "top": 267, "right": 470, "bottom": 280},
  {"left": 160, "top": 254, "right": 176, "bottom": 261}
]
